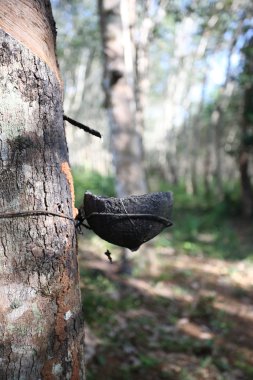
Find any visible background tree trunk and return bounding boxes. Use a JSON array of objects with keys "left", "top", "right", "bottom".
[
  {"left": 239, "top": 35, "right": 253, "bottom": 217},
  {"left": 98, "top": 0, "right": 147, "bottom": 197},
  {"left": 0, "top": 1, "right": 85, "bottom": 378}
]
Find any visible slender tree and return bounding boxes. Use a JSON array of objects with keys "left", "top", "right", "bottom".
[
  {"left": 0, "top": 1, "right": 85, "bottom": 378},
  {"left": 98, "top": 0, "right": 147, "bottom": 197},
  {"left": 239, "top": 34, "right": 253, "bottom": 217}
]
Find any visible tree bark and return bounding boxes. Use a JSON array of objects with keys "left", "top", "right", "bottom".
[
  {"left": 98, "top": 0, "right": 147, "bottom": 197},
  {"left": 0, "top": 1, "right": 85, "bottom": 378},
  {"left": 239, "top": 151, "right": 253, "bottom": 217},
  {"left": 239, "top": 35, "right": 253, "bottom": 217},
  {"left": 134, "top": 1, "right": 154, "bottom": 156}
]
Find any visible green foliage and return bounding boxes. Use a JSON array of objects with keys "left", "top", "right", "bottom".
[
  {"left": 80, "top": 268, "right": 140, "bottom": 327},
  {"left": 149, "top": 179, "right": 252, "bottom": 260},
  {"left": 235, "top": 358, "right": 253, "bottom": 378},
  {"left": 72, "top": 166, "right": 116, "bottom": 207},
  {"left": 80, "top": 242, "right": 253, "bottom": 379},
  {"left": 170, "top": 208, "right": 251, "bottom": 260},
  {"left": 242, "top": 131, "right": 253, "bottom": 146},
  {"left": 138, "top": 354, "right": 160, "bottom": 368},
  {"left": 149, "top": 175, "right": 242, "bottom": 211},
  {"left": 160, "top": 334, "right": 214, "bottom": 355}
]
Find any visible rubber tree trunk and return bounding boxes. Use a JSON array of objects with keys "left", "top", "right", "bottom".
[
  {"left": 239, "top": 35, "right": 253, "bottom": 217},
  {"left": 98, "top": 0, "right": 147, "bottom": 197},
  {"left": 0, "top": 1, "right": 85, "bottom": 378},
  {"left": 134, "top": 1, "right": 153, "bottom": 162}
]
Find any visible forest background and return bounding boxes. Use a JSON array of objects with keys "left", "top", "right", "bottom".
[{"left": 52, "top": 1, "right": 253, "bottom": 379}]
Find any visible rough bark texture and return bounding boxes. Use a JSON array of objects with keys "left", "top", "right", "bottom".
[
  {"left": 0, "top": 2, "right": 84, "bottom": 379},
  {"left": 98, "top": 0, "right": 147, "bottom": 197}
]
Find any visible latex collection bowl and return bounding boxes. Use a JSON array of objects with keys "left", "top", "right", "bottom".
[{"left": 83, "top": 191, "right": 173, "bottom": 251}]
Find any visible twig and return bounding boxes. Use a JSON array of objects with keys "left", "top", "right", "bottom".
[
  {"left": 104, "top": 249, "right": 113, "bottom": 264},
  {"left": 64, "top": 115, "right": 102, "bottom": 139}
]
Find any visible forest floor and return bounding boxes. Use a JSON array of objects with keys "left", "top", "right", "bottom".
[{"left": 78, "top": 219, "right": 253, "bottom": 380}]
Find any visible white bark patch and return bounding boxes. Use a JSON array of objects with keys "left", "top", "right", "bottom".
[
  {"left": 0, "top": 283, "right": 36, "bottom": 312},
  {"left": 11, "top": 345, "right": 36, "bottom": 355},
  {"left": 27, "top": 273, "right": 43, "bottom": 289},
  {"left": 7, "top": 304, "right": 30, "bottom": 322},
  {"left": 32, "top": 303, "right": 42, "bottom": 320},
  {"left": 52, "top": 363, "right": 63, "bottom": 376},
  {"left": 64, "top": 310, "right": 72, "bottom": 321},
  {"left": 0, "top": 90, "right": 34, "bottom": 141},
  {"left": 0, "top": 290, "right": 10, "bottom": 313}
]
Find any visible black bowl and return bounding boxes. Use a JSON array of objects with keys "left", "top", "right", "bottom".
[{"left": 83, "top": 191, "right": 173, "bottom": 251}]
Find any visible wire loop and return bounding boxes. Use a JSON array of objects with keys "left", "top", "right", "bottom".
[{"left": 0, "top": 210, "right": 75, "bottom": 222}]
